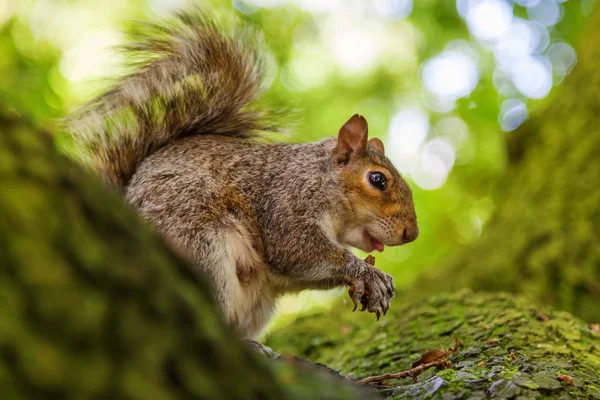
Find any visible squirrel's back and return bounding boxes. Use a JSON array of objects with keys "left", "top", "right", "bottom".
[{"left": 68, "top": 11, "right": 281, "bottom": 189}]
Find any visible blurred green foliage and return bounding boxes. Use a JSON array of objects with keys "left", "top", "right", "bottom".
[
  {"left": 0, "top": 17, "right": 62, "bottom": 123},
  {"left": 0, "top": 0, "right": 592, "bottom": 325}
]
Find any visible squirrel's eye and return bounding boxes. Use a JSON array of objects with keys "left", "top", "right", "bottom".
[{"left": 369, "top": 172, "right": 387, "bottom": 191}]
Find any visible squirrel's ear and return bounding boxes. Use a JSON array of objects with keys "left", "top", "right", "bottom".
[
  {"left": 368, "top": 138, "right": 385, "bottom": 154},
  {"left": 334, "top": 114, "right": 368, "bottom": 163}
]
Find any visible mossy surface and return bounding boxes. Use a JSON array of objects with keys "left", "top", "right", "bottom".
[{"left": 266, "top": 290, "right": 600, "bottom": 399}]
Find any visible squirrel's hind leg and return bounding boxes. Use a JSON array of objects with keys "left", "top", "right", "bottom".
[
  {"left": 196, "top": 226, "right": 276, "bottom": 338},
  {"left": 202, "top": 226, "right": 278, "bottom": 348},
  {"left": 126, "top": 168, "right": 276, "bottom": 337}
]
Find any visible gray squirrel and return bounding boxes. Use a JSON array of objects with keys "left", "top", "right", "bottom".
[{"left": 70, "top": 11, "right": 418, "bottom": 341}]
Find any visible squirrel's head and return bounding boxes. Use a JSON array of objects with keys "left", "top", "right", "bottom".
[{"left": 332, "top": 114, "right": 419, "bottom": 253}]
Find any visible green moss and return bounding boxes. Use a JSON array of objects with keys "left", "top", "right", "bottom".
[{"left": 267, "top": 290, "right": 600, "bottom": 399}]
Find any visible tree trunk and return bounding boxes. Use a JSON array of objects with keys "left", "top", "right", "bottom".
[
  {"left": 266, "top": 291, "right": 600, "bottom": 399},
  {"left": 411, "top": 5, "right": 600, "bottom": 322},
  {"left": 0, "top": 108, "right": 377, "bottom": 399}
]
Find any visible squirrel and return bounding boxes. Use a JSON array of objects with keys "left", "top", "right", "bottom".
[{"left": 69, "top": 11, "right": 419, "bottom": 340}]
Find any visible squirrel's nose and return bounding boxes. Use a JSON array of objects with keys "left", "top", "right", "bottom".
[{"left": 403, "top": 226, "right": 419, "bottom": 243}]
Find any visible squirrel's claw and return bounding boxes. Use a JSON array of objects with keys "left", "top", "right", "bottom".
[
  {"left": 382, "top": 297, "right": 391, "bottom": 316},
  {"left": 348, "top": 280, "right": 366, "bottom": 312}
]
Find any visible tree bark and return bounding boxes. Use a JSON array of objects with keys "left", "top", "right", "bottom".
[
  {"left": 0, "top": 108, "right": 377, "bottom": 399},
  {"left": 410, "top": 5, "right": 600, "bottom": 322}
]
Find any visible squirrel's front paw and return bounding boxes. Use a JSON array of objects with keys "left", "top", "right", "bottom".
[{"left": 348, "top": 256, "right": 395, "bottom": 320}]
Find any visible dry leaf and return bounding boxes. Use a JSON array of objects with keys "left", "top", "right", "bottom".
[
  {"left": 509, "top": 352, "right": 517, "bottom": 361},
  {"left": 537, "top": 312, "right": 550, "bottom": 322},
  {"left": 485, "top": 338, "right": 501, "bottom": 345},
  {"left": 357, "top": 338, "right": 461, "bottom": 386},
  {"left": 412, "top": 349, "right": 447, "bottom": 368},
  {"left": 340, "top": 324, "right": 353, "bottom": 335},
  {"left": 557, "top": 374, "right": 575, "bottom": 386},
  {"left": 412, "top": 338, "right": 461, "bottom": 368}
]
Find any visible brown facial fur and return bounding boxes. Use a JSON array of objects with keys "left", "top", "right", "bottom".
[{"left": 333, "top": 116, "right": 418, "bottom": 251}]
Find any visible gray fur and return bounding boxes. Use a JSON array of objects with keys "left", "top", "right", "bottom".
[{"left": 69, "top": 11, "right": 418, "bottom": 339}]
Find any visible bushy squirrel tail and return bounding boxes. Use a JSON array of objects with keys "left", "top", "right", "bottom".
[{"left": 68, "top": 11, "right": 280, "bottom": 189}]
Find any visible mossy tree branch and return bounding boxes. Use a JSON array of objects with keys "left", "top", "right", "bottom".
[{"left": 266, "top": 291, "right": 600, "bottom": 399}]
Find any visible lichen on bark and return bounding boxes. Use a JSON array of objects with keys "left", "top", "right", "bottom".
[{"left": 266, "top": 290, "right": 600, "bottom": 399}]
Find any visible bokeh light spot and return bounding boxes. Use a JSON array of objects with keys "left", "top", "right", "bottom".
[
  {"left": 493, "top": 18, "right": 549, "bottom": 70},
  {"left": 387, "top": 108, "right": 429, "bottom": 171},
  {"left": 527, "top": 0, "right": 562, "bottom": 26},
  {"left": 293, "top": 0, "right": 341, "bottom": 14},
  {"left": 548, "top": 42, "right": 577, "bottom": 75},
  {"left": 510, "top": 56, "right": 552, "bottom": 99},
  {"left": 411, "top": 150, "right": 449, "bottom": 191},
  {"left": 435, "top": 117, "right": 469, "bottom": 149},
  {"left": 332, "top": 27, "right": 379, "bottom": 71},
  {"left": 466, "top": 0, "right": 513, "bottom": 41},
  {"left": 423, "top": 138, "right": 456, "bottom": 171},
  {"left": 514, "top": 0, "right": 540, "bottom": 6},
  {"left": 499, "top": 98, "right": 528, "bottom": 131},
  {"left": 422, "top": 49, "right": 479, "bottom": 99},
  {"left": 374, "top": 0, "right": 413, "bottom": 20}
]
